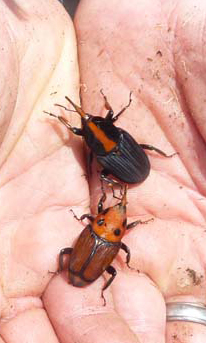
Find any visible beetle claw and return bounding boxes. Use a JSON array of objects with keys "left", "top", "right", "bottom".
[{"left": 101, "top": 291, "right": 106, "bottom": 306}]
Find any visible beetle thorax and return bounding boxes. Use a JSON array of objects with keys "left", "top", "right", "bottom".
[{"left": 92, "top": 205, "right": 127, "bottom": 242}]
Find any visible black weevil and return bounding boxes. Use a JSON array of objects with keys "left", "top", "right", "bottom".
[{"left": 45, "top": 91, "right": 175, "bottom": 185}]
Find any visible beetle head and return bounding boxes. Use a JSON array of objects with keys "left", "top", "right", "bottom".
[{"left": 93, "top": 186, "right": 128, "bottom": 242}]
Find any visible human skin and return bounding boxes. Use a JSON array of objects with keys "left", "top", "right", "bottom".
[{"left": 0, "top": 0, "right": 206, "bottom": 342}]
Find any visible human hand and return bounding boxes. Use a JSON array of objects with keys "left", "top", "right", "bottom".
[{"left": 1, "top": 1, "right": 206, "bottom": 343}]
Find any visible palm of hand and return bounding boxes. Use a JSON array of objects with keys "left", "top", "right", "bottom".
[{"left": 0, "top": 1, "right": 206, "bottom": 343}]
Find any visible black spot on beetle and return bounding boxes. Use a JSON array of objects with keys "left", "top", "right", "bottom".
[{"left": 114, "top": 228, "right": 121, "bottom": 236}]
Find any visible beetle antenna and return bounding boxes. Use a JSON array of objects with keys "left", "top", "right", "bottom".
[
  {"left": 44, "top": 110, "right": 72, "bottom": 130},
  {"left": 43, "top": 110, "right": 57, "bottom": 118},
  {"left": 54, "top": 103, "right": 77, "bottom": 113}
]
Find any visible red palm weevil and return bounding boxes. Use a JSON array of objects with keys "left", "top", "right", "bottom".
[
  {"left": 57, "top": 186, "right": 152, "bottom": 305},
  {"left": 45, "top": 91, "right": 175, "bottom": 185}
]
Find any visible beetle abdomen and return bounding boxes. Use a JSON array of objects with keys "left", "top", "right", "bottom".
[
  {"left": 83, "top": 241, "right": 120, "bottom": 281},
  {"left": 97, "top": 129, "right": 150, "bottom": 183},
  {"left": 68, "top": 271, "right": 89, "bottom": 287},
  {"left": 68, "top": 225, "right": 120, "bottom": 286}
]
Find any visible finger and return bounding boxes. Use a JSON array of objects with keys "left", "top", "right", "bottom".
[
  {"left": 44, "top": 274, "right": 141, "bottom": 343},
  {"left": 0, "top": 0, "right": 88, "bottom": 338},
  {"left": 112, "top": 270, "right": 166, "bottom": 343},
  {"left": 122, "top": 217, "right": 206, "bottom": 342},
  {"left": 0, "top": 0, "right": 80, "bottom": 186},
  {"left": 0, "top": 308, "right": 59, "bottom": 343}
]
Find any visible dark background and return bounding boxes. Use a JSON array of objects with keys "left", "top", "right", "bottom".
[{"left": 59, "top": 0, "right": 81, "bottom": 18}]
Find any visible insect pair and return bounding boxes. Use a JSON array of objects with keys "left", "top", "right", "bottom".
[{"left": 46, "top": 91, "right": 175, "bottom": 304}]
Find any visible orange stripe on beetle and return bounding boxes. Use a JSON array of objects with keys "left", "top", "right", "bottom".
[{"left": 88, "top": 122, "right": 117, "bottom": 152}]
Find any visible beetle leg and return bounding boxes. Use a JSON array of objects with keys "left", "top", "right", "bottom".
[
  {"left": 45, "top": 111, "right": 83, "bottom": 136},
  {"left": 100, "top": 90, "right": 132, "bottom": 122},
  {"left": 54, "top": 103, "right": 77, "bottom": 113},
  {"left": 98, "top": 178, "right": 121, "bottom": 212},
  {"left": 104, "top": 266, "right": 117, "bottom": 288},
  {"left": 48, "top": 247, "right": 73, "bottom": 276},
  {"left": 80, "top": 214, "right": 94, "bottom": 222},
  {"left": 126, "top": 217, "right": 153, "bottom": 230},
  {"left": 70, "top": 209, "right": 94, "bottom": 222},
  {"left": 100, "top": 89, "right": 114, "bottom": 120},
  {"left": 100, "top": 169, "right": 123, "bottom": 191},
  {"left": 58, "top": 247, "right": 73, "bottom": 272},
  {"left": 140, "top": 144, "right": 176, "bottom": 158},
  {"left": 111, "top": 186, "right": 122, "bottom": 200},
  {"left": 98, "top": 180, "right": 107, "bottom": 213},
  {"left": 120, "top": 242, "right": 131, "bottom": 268},
  {"left": 111, "top": 91, "right": 132, "bottom": 122},
  {"left": 101, "top": 265, "right": 117, "bottom": 306}
]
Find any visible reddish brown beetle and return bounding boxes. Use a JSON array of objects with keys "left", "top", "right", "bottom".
[{"left": 58, "top": 186, "right": 152, "bottom": 304}]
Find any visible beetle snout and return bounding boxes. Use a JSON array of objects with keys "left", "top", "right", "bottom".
[{"left": 116, "top": 203, "right": 126, "bottom": 215}]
